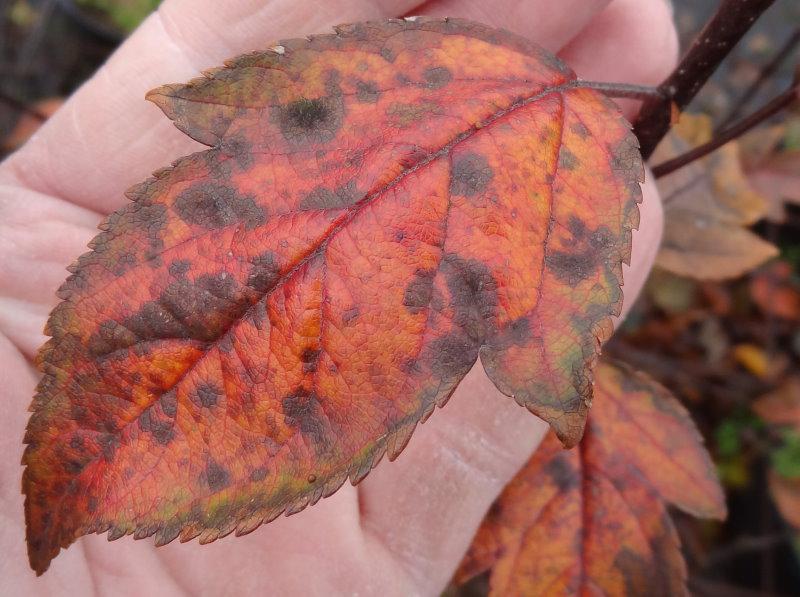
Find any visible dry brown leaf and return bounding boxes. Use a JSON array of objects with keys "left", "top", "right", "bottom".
[
  {"left": 743, "top": 116, "right": 800, "bottom": 223},
  {"left": 754, "top": 377, "right": 800, "bottom": 430},
  {"left": 653, "top": 113, "right": 777, "bottom": 280},
  {"left": 750, "top": 260, "right": 800, "bottom": 321},
  {"left": 768, "top": 470, "right": 800, "bottom": 529}
]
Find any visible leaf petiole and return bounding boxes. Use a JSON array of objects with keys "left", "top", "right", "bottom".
[{"left": 575, "top": 81, "right": 666, "bottom": 102}]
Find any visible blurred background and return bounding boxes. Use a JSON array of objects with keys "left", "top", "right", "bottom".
[{"left": 1, "top": 0, "right": 799, "bottom": 594}]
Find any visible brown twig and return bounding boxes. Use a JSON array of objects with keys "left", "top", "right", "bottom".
[
  {"left": 634, "top": 0, "right": 777, "bottom": 160},
  {"left": 705, "top": 533, "right": 793, "bottom": 567},
  {"left": 652, "top": 83, "right": 798, "bottom": 179},
  {"left": 718, "top": 27, "right": 800, "bottom": 130}
]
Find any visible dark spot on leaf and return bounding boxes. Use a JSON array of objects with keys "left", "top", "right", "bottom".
[
  {"left": 423, "top": 66, "right": 452, "bottom": 89},
  {"left": 87, "top": 497, "right": 98, "bottom": 514},
  {"left": 247, "top": 252, "right": 280, "bottom": 293},
  {"left": 426, "top": 255, "right": 498, "bottom": 381},
  {"left": 282, "top": 389, "right": 327, "bottom": 446},
  {"left": 567, "top": 215, "right": 587, "bottom": 240},
  {"left": 138, "top": 406, "right": 175, "bottom": 445},
  {"left": 248, "top": 301, "right": 268, "bottom": 329},
  {"left": 490, "top": 316, "right": 532, "bottom": 349},
  {"left": 558, "top": 147, "right": 580, "bottom": 170},
  {"left": 218, "top": 334, "right": 233, "bottom": 353},
  {"left": 443, "top": 254, "right": 498, "bottom": 343},
  {"left": 546, "top": 251, "right": 597, "bottom": 285},
  {"left": 299, "top": 180, "right": 359, "bottom": 210},
  {"left": 250, "top": 467, "right": 268, "bottom": 482},
  {"left": 355, "top": 80, "right": 380, "bottom": 103},
  {"left": 205, "top": 459, "right": 230, "bottom": 492},
  {"left": 87, "top": 319, "right": 136, "bottom": 358},
  {"left": 278, "top": 96, "right": 343, "bottom": 144},
  {"left": 65, "top": 459, "right": 85, "bottom": 474},
  {"left": 286, "top": 98, "right": 328, "bottom": 128},
  {"left": 174, "top": 183, "right": 265, "bottom": 230},
  {"left": 570, "top": 121, "right": 590, "bottom": 139},
  {"left": 127, "top": 200, "right": 168, "bottom": 239},
  {"left": 97, "top": 434, "right": 119, "bottom": 461},
  {"left": 546, "top": 224, "right": 615, "bottom": 285},
  {"left": 545, "top": 455, "right": 577, "bottom": 491},
  {"left": 450, "top": 153, "right": 493, "bottom": 197},
  {"left": 403, "top": 269, "right": 436, "bottom": 314},
  {"left": 428, "top": 333, "right": 480, "bottom": 383},
  {"left": 140, "top": 272, "right": 249, "bottom": 343},
  {"left": 159, "top": 391, "right": 177, "bottom": 418},
  {"left": 380, "top": 47, "right": 395, "bottom": 62},
  {"left": 219, "top": 135, "right": 253, "bottom": 169},
  {"left": 307, "top": 474, "right": 317, "bottom": 483},
  {"left": 69, "top": 435, "right": 84, "bottom": 450},
  {"left": 301, "top": 348, "right": 321, "bottom": 373},
  {"left": 111, "top": 252, "right": 137, "bottom": 277},
  {"left": 168, "top": 260, "right": 191, "bottom": 277},
  {"left": 194, "top": 382, "right": 222, "bottom": 408},
  {"left": 195, "top": 272, "right": 238, "bottom": 302},
  {"left": 341, "top": 306, "right": 359, "bottom": 325}
]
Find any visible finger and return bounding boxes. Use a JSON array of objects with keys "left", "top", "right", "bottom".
[
  {"left": 409, "top": 0, "right": 612, "bottom": 51},
  {"left": 559, "top": 0, "right": 679, "bottom": 119},
  {"left": 356, "top": 1, "right": 676, "bottom": 592},
  {"left": 1, "top": 0, "right": 427, "bottom": 214}
]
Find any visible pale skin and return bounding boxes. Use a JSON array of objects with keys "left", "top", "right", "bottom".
[{"left": 0, "top": 0, "right": 677, "bottom": 594}]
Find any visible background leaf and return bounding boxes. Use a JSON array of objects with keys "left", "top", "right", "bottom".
[
  {"left": 653, "top": 113, "right": 777, "bottom": 280},
  {"left": 457, "top": 360, "right": 726, "bottom": 596}
]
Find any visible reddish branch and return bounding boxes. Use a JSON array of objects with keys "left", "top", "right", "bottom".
[
  {"left": 718, "top": 26, "right": 800, "bottom": 130},
  {"left": 652, "top": 82, "right": 799, "bottom": 178},
  {"left": 634, "top": 0, "right": 777, "bottom": 160}
]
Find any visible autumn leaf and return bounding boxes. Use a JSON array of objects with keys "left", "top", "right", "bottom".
[
  {"left": 750, "top": 260, "right": 800, "bottom": 321},
  {"left": 754, "top": 376, "right": 800, "bottom": 531},
  {"left": 754, "top": 376, "right": 800, "bottom": 429},
  {"left": 768, "top": 471, "right": 800, "bottom": 530},
  {"left": 653, "top": 113, "right": 777, "bottom": 280},
  {"left": 456, "top": 360, "right": 726, "bottom": 596},
  {"left": 22, "top": 18, "right": 643, "bottom": 574},
  {"left": 741, "top": 114, "right": 800, "bottom": 223}
]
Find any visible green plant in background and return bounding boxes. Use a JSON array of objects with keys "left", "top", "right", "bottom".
[
  {"left": 77, "top": 0, "right": 160, "bottom": 33},
  {"left": 772, "top": 430, "right": 800, "bottom": 479}
]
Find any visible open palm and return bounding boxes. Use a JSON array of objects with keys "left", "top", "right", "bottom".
[{"left": 0, "top": 0, "right": 675, "bottom": 594}]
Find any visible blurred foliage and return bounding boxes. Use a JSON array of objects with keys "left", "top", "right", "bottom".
[
  {"left": 76, "top": 0, "right": 160, "bottom": 33},
  {"left": 773, "top": 431, "right": 800, "bottom": 479}
]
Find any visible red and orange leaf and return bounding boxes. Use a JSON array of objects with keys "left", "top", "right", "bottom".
[
  {"left": 457, "top": 360, "right": 726, "bottom": 596},
  {"left": 23, "top": 18, "right": 642, "bottom": 574}
]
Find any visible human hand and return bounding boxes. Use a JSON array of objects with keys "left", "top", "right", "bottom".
[{"left": 0, "top": 0, "right": 676, "bottom": 594}]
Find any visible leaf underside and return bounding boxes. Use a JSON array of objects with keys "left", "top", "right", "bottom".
[
  {"left": 457, "top": 360, "right": 727, "bottom": 596},
  {"left": 23, "top": 17, "right": 642, "bottom": 574}
]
